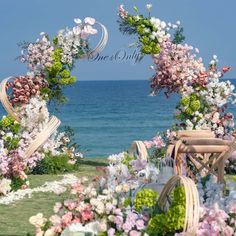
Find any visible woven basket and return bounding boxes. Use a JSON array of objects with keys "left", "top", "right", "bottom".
[
  {"left": 158, "top": 175, "right": 200, "bottom": 235},
  {"left": 0, "top": 77, "right": 61, "bottom": 158},
  {"left": 129, "top": 140, "right": 149, "bottom": 160}
]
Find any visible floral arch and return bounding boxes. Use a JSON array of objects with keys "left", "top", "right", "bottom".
[{"left": 0, "top": 4, "right": 236, "bottom": 236}]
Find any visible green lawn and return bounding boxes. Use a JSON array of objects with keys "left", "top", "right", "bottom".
[{"left": 0, "top": 158, "right": 107, "bottom": 236}]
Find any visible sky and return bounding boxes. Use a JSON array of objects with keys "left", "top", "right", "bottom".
[{"left": 0, "top": 0, "right": 236, "bottom": 81}]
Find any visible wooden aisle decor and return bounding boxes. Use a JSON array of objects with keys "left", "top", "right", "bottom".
[
  {"left": 158, "top": 175, "right": 200, "bottom": 235},
  {"left": 167, "top": 130, "right": 235, "bottom": 183}
]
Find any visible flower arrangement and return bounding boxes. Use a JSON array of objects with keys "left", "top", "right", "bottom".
[
  {"left": 118, "top": 4, "right": 236, "bottom": 173},
  {"left": 29, "top": 151, "right": 189, "bottom": 236},
  {"left": 0, "top": 17, "right": 107, "bottom": 195}
]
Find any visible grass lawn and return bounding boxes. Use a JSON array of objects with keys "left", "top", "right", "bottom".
[
  {"left": 0, "top": 158, "right": 107, "bottom": 236},
  {"left": 0, "top": 158, "right": 235, "bottom": 236}
]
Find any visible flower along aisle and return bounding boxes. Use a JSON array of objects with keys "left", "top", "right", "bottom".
[
  {"left": 28, "top": 5, "right": 236, "bottom": 236},
  {"left": 0, "top": 18, "right": 108, "bottom": 195}
]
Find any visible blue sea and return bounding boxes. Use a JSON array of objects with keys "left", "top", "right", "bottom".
[
  {"left": 1, "top": 80, "right": 236, "bottom": 157},
  {"left": 55, "top": 80, "right": 179, "bottom": 157}
]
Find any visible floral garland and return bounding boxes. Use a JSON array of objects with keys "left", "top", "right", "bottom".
[
  {"left": 28, "top": 5, "right": 236, "bottom": 236},
  {"left": 0, "top": 17, "right": 108, "bottom": 195},
  {"left": 118, "top": 4, "right": 235, "bottom": 138}
]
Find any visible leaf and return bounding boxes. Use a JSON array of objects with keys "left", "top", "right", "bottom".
[{"left": 133, "top": 6, "right": 139, "bottom": 13}]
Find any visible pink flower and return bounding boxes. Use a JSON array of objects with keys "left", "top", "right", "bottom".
[
  {"left": 64, "top": 200, "right": 77, "bottom": 211},
  {"left": 72, "top": 218, "right": 81, "bottom": 223},
  {"left": 223, "top": 226, "right": 234, "bottom": 236},
  {"left": 122, "top": 222, "right": 132, "bottom": 233},
  {"left": 61, "top": 212, "right": 73, "bottom": 227},
  {"left": 49, "top": 215, "right": 61, "bottom": 225},
  {"left": 118, "top": 5, "right": 128, "bottom": 19},
  {"left": 84, "top": 17, "right": 96, "bottom": 25},
  {"left": 144, "top": 140, "right": 153, "bottom": 149},
  {"left": 71, "top": 182, "right": 84, "bottom": 195},
  {"left": 81, "top": 209, "right": 93, "bottom": 221},
  {"left": 129, "top": 230, "right": 141, "bottom": 236},
  {"left": 108, "top": 228, "right": 115, "bottom": 236},
  {"left": 82, "top": 25, "right": 97, "bottom": 35},
  {"left": 228, "top": 202, "right": 236, "bottom": 214},
  {"left": 114, "top": 215, "right": 123, "bottom": 230},
  {"left": 135, "top": 219, "right": 145, "bottom": 230}
]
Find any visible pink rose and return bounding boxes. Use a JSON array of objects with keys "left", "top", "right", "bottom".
[{"left": 81, "top": 209, "right": 93, "bottom": 221}]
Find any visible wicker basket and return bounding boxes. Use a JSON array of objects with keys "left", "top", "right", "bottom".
[{"left": 158, "top": 175, "right": 200, "bottom": 235}]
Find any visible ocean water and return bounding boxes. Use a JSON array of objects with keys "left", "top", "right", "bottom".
[{"left": 1, "top": 80, "right": 236, "bottom": 157}]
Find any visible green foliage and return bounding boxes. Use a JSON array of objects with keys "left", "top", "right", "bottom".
[
  {"left": 121, "top": 153, "right": 135, "bottom": 170},
  {"left": 32, "top": 153, "right": 76, "bottom": 175},
  {"left": 134, "top": 188, "right": 159, "bottom": 212},
  {"left": 0, "top": 116, "right": 21, "bottom": 150},
  {"left": 173, "top": 27, "right": 185, "bottom": 44},
  {"left": 0, "top": 115, "right": 21, "bottom": 134},
  {"left": 4, "top": 136, "right": 20, "bottom": 151},
  {"left": 10, "top": 177, "right": 27, "bottom": 191},
  {"left": 42, "top": 48, "right": 77, "bottom": 106},
  {"left": 147, "top": 186, "right": 186, "bottom": 235}
]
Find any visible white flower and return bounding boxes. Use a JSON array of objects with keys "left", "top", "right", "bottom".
[
  {"left": 150, "top": 17, "right": 161, "bottom": 28},
  {"left": 73, "top": 26, "right": 81, "bottom": 35},
  {"left": 176, "top": 20, "right": 181, "bottom": 25},
  {"left": 160, "top": 21, "right": 167, "bottom": 29},
  {"left": 213, "top": 55, "right": 218, "bottom": 60},
  {"left": 74, "top": 18, "right": 82, "bottom": 24},
  {"left": 0, "top": 178, "right": 11, "bottom": 195},
  {"left": 146, "top": 4, "right": 152, "bottom": 11},
  {"left": 44, "top": 229, "right": 56, "bottom": 236},
  {"left": 29, "top": 213, "right": 47, "bottom": 228}
]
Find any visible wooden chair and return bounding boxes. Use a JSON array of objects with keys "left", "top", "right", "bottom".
[{"left": 167, "top": 130, "right": 234, "bottom": 183}]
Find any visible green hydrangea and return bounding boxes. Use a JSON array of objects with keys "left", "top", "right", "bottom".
[
  {"left": 60, "top": 69, "right": 70, "bottom": 78},
  {"left": 0, "top": 116, "right": 21, "bottom": 134},
  {"left": 189, "top": 100, "right": 201, "bottom": 112},
  {"left": 185, "top": 107, "right": 194, "bottom": 115},
  {"left": 69, "top": 76, "right": 76, "bottom": 84},
  {"left": 190, "top": 93, "right": 198, "bottom": 101},
  {"left": 147, "top": 186, "right": 186, "bottom": 236},
  {"left": 180, "top": 96, "right": 190, "bottom": 106},
  {"left": 134, "top": 188, "right": 159, "bottom": 212}
]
